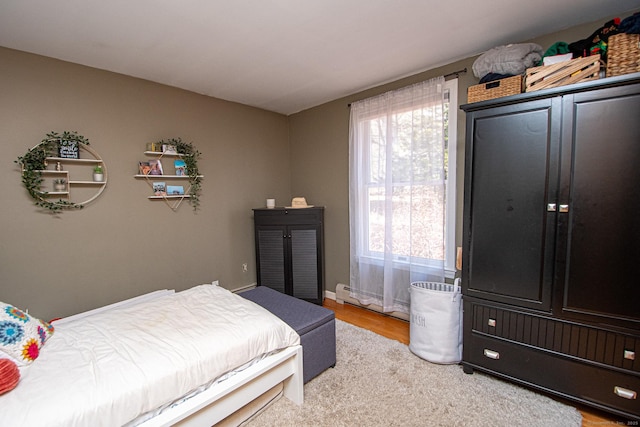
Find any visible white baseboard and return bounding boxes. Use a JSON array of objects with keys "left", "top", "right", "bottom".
[
  {"left": 232, "top": 284, "right": 410, "bottom": 322},
  {"left": 333, "top": 283, "right": 409, "bottom": 321},
  {"left": 231, "top": 283, "right": 258, "bottom": 293}
]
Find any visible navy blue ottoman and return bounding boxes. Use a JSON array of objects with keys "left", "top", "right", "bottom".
[{"left": 240, "top": 286, "right": 336, "bottom": 383}]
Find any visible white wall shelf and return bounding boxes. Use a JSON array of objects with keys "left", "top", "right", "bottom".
[
  {"left": 46, "top": 157, "right": 103, "bottom": 164},
  {"left": 135, "top": 148, "right": 202, "bottom": 212},
  {"left": 33, "top": 144, "right": 107, "bottom": 206},
  {"left": 148, "top": 195, "right": 192, "bottom": 199},
  {"left": 134, "top": 175, "right": 194, "bottom": 179},
  {"left": 144, "top": 151, "right": 183, "bottom": 157}
]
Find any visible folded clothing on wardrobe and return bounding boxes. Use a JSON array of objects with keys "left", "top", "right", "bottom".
[
  {"left": 472, "top": 43, "right": 543, "bottom": 79},
  {"left": 619, "top": 12, "right": 640, "bottom": 34},
  {"left": 568, "top": 18, "right": 620, "bottom": 60}
]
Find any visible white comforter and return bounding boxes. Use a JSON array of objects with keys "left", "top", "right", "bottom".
[{"left": 0, "top": 284, "right": 300, "bottom": 426}]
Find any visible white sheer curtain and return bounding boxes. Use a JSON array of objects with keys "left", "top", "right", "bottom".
[{"left": 349, "top": 76, "right": 447, "bottom": 314}]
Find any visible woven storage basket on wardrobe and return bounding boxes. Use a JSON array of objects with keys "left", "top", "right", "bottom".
[
  {"left": 607, "top": 33, "right": 640, "bottom": 77},
  {"left": 467, "top": 75, "right": 522, "bottom": 103}
]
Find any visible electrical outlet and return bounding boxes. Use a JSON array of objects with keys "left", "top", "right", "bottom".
[{"left": 242, "top": 263, "right": 248, "bottom": 272}]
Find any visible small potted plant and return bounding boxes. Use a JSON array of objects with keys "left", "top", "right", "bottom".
[
  {"left": 93, "top": 164, "right": 104, "bottom": 182},
  {"left": 53, "top": 179, "right": 67, "bottom": 192}
]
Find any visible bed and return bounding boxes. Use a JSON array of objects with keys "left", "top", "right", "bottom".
[{"left": 0, "top": 283, "right": 303, "bottom": 426}]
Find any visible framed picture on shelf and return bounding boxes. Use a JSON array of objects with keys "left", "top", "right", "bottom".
[
  {"left": 58, "top": 140, "right": 79, "bottom": 159},
  {"left": 148, "top": 159, "right": 163, "bottom": 175},
  {"left": 174, "top": 159, "right": 187, "bottom": 176},
  {"left": 162, "top": 144, "right": 177, "bottom": 155},
  {"left": 167, "top": 185, "right": 184, "bottom": 195},
  {"left": 153, "top": 182, "right": 167, "bottom": 196},
  {"left": 138, "top": 161, "right": 151, "bottom": 175}
]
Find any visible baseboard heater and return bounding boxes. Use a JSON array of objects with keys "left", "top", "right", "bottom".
[{"left": 335, "top": 283, "right": 409, "bottom": 321}]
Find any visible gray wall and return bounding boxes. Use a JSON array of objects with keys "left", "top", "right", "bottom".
[
  {"left": 1, "top": 47, "right": 291, "bottom": 320},
  {"left": 2, "top": 10, "right": 636, "bottom": 319}
]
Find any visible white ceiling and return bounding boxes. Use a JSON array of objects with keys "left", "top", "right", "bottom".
[{"left": 1, "top": 1, "right": 638, "bottom": 115}]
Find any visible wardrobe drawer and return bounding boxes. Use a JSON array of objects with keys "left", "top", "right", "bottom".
[
  {"left": 463, "top": 333, "right": 640, "bottom": 420},
  {"left": 467, "top": 300, "right": 640, "bottom": 373}
]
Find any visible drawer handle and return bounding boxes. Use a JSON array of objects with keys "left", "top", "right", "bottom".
[
  {"left": 483, "top": 349, "right": 500, "bottom": 360},
  {"left": 614, "top": 386, "right": 637, "bottom": 400}
]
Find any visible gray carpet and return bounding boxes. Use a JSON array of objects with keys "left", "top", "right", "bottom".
[{"left": 249, "top": 320, "right": 582, "bottom": 427}]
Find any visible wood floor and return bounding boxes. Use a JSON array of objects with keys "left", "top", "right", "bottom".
[{"left": 322, "top": 298, "right": 626, "bottom": 427}]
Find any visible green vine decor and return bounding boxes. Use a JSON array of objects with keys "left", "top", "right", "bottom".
[
  {"left": 157, "top": 137, "right": 202, "bottom": 210},
  {"left": 15, "top": 131, "right": 90, "bottom": 213}
]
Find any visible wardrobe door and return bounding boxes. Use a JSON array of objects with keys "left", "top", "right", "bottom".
[
  {"left": 559, "top": 84, "right": 640, "bottom": 328},
  {"left": 463, "top": 98, "right": 560, "bottom": 311}
]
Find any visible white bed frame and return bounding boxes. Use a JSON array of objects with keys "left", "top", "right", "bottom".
[
  {"left": 55, "top": 288, "right": 304, "bottom": 426},
  {"left": 142, "top": 344, "right": 303, "bottom": 427}
]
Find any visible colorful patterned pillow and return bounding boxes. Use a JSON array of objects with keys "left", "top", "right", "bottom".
[{"left": 0, "top": 302, "right": 54, "bottom": 366}]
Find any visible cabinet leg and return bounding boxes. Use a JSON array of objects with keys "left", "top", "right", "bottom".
[{"left": 462, "top": 364, "right": 474, "bottom": 375}]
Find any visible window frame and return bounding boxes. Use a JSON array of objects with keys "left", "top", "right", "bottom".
[{"left": 356, "top": 79, "right": 458, "bottom": 278}]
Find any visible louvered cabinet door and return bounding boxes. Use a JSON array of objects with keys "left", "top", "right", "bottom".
[
  {"left": 256, "top": 226, "right": 287, "bottom": 294},
  {"left": 290, "top": 225, "right": 322, "bottom": 301}
]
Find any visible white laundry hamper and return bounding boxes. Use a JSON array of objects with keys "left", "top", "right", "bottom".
[{"left": 409, "top": 279, "right": 462, "bottom": 364}]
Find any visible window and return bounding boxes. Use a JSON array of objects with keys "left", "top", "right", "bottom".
[{"left": 349, "top": 77, "right": 457, "bottom": 312}]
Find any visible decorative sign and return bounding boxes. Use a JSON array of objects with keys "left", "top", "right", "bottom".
[{"left": 58, "top": 140, "right": 79, "bottom": 159}]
